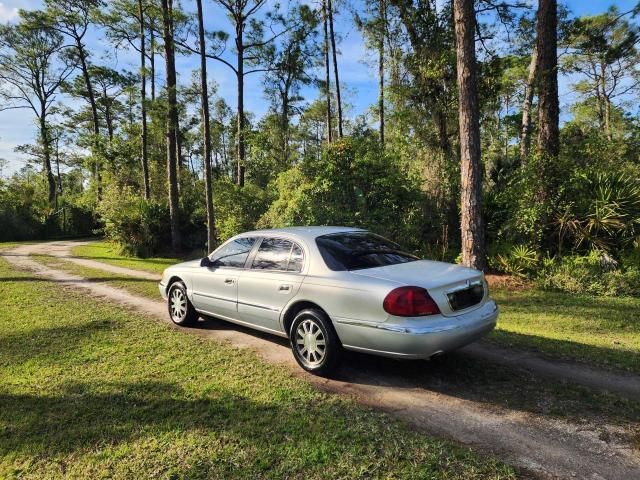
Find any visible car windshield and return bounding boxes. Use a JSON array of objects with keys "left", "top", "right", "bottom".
[{"left": 316, "top": 232, "right": 419, "bottom": 271}]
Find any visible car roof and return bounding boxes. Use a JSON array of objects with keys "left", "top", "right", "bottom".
[{"left": 237, "top": 226, "right": 366, "bottom": 242}]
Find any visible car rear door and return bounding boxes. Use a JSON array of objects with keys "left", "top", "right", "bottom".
[
  {"left": 190, "top": 236, "right": 257, "bottom": 319},
  {"left": 236, "top": 237, "right": 305, "bottom": 334}
]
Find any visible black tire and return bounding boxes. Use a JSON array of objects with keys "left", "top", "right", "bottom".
[
  {"left": 167, "top": 281, "right": 198, "bottom": 326},
  {"left": 289, "top": 308, "right": 341, "bottom": 376}
]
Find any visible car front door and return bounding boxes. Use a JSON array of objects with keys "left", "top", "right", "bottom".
[
  {"left": 236, "top": 237, "right": 305, "bottom": 334},
  {"left": 190, "top": 236, "right": 257, "bottom": 320}
]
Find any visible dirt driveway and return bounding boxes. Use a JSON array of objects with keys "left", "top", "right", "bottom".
[{"left": 3, "top": 240, "right": 640, "bottom": 479}]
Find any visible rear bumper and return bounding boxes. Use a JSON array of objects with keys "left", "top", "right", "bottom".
[
  {"left": 335, "top": 300, "right": 498, "bottom": 359},
  {"left": 159, "top": 282, "right": 168, "bottom": 300}
]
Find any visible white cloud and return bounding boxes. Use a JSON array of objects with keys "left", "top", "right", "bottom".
[{"left": 0, "top": 2, "right": 18, "bottom": 22}]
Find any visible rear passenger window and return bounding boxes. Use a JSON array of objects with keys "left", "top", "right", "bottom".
[
  {"left": 287, "top": 244, "right": 304, "bottom": 272},
  {"left": 251, "top": 238, "right": 304, "bottom": 272},
  {"left": 252, "top": 238, "right": 292, "bottom": 270}
]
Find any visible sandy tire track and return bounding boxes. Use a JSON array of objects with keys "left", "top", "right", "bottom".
[{"left": 3, "top": 241, "right": 640, "bottom": 479}]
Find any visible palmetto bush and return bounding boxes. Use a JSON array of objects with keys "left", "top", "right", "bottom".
[
  {"left": 496, "top": 245, "right": 539, "bottom": 278},
  {"left": 555, "top": 171, "right": 640, "bottom": 254},
  {"left": 536, "top": 252, "right": 640, "bottom": 297}
]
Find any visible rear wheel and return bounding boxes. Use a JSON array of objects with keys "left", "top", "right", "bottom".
[
  {"left": 167, "top": 281, "right": 198, "bottom": 326},
  {"left": 290, "top": 308, "right": 341, "bottom": 376}
]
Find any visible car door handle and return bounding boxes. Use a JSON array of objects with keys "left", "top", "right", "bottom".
[
  {"left": 278, "top": 284, "right": 291, "bottom": 292},
  {"left": 224, "top": 278, "right": 235, "bottom": 285}
]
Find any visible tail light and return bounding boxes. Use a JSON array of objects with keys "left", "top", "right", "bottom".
[{"left": 383, "top": 286, "right": 441, "bottom": 317}]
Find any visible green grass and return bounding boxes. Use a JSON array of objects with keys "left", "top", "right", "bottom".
[
  {"left": 26, "top": 254, "right": 640, "bottom": 439},
  {"left": 33, "top": 254, "right": 161, "bottom": 299},
  {"left": 71, "top": 241, "right": 181, "bottom": 274},
  {"left": 0, "top": 257, "right": 516, "bottom": 479},
  {"left": 490, "top": 287, "right": 640, "bottom": 373},
  {"left": 0, "top": 241, "right": 36, "bottom": 252}
]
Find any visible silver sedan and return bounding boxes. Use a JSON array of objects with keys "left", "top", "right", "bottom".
[{"left": 159, "top": 227, "right": 498, "bottom": 375}]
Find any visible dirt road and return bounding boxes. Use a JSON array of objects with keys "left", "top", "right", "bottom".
[{"left": 3, "top": 241, "right": 640, "bottom": 479}]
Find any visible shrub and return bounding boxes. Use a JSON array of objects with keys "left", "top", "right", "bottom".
[
  {"left": 97, "top": 185, "right": 171, "bottom": 257},
  {"left": 553, "top": 171, "right": 640, "bottom": 254},
  {"left": 497, "top": 245, "right": 539, "bottom": 277},
  {"left": 258, "top": 137, "right": 425, "bottom": 251},
  {"left": 489, "top": 244, "right": 539, "bottom": 277},
  {"left": 536, "top": 251, "right": 640, "bottom": 297},
  {"left": 214, "top": 178, "right": 270, "bottom": 243}
]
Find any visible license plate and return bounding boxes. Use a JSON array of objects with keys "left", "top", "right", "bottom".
[{"left": 447, "top": 283, "right": 484, "bottom": 311}]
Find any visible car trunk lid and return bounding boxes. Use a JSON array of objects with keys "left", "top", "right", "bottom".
[{"left": 351, "top": 260, "right": 486, "bottom": 317}]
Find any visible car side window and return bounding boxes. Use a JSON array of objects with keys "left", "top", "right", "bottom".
[
  {"left": 287, "top": 244, "right": 304, "bottom": 272},
  {"left": 251, "top": 238, "right": 292, "bottom": 271},
  {"left": 210, "top": 237, "right": 256, "bottom": 268}
]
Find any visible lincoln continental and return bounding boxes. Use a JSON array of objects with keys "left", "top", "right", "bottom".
[{"left": 159, "top": 227, "right": 498, "bottom": 375}]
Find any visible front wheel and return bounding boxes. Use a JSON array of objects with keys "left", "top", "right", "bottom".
[
  {"left": 290, "top": 308, "right": 341, "bottom": 376},
  {"left": 167, "top": 281, "right": 198, "bottom": 326}
]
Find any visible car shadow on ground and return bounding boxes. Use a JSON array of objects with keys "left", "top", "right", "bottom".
[{"left": 187, "top": 314, "right": 640, "bottom": 432}]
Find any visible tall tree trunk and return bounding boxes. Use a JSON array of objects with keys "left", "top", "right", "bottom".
[
  {"left": 534, "top": 0, "right": 559, "bottom": 210},
  {"left": 54, "top": 132, "right": 62, "bottom": 195},
  {"left": 168, "top": 0, "right": 183, "bottom": 188},
  {"left": 281, "top": 81, "right": 291, "bottom": 164},
  {"left": 76, "top": 42, "right": 101, "bottom": 199},
  {"left": 327, "top": 0, "right": 343, "bottom": 138},
  {"left": 322, "top": 0, "right": 332, "bottom": 144},
  {"left": 235, "top": 24, "right": 245, "bottom": 186},
  {"left": 150, "top": 21, "right": 156, "bottom": 101},
  {"left": 196, "top": 0, "right": 217, "bottom": 253},
  {"left": 519, "top": 43, "right": 537, "bottom": 162},
  {"left": 39, "top": 110, "right": 56, "bottom": 205},
  {"left": 453, "top": 0, "right": 486, "bottom": 271},
  {"left": 535, "top": 0, "right": 559, "bottom": 160},
  {"left": 601, "top": 61, "right": 612, "bottom": 140},
  {"left": 590, "top": 61, "right": 604, "bottom": 129},
  {"left": 161, "top": 0, "right": 181, "bottom": 252},
  {"left": 139, "top": 0, "right": 150, "bottom": 199},
  {"left": 105, "top": 96, "right": 114, "bottom": 142},
  {"left": 378, "top": 0, "right": 385, "bottom": 145}
]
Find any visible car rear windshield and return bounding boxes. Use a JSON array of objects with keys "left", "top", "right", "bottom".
[{"left": 316, "top": 232, "right": 419, "bottom": 271}]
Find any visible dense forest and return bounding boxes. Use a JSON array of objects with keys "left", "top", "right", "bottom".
[{"left": 1, "top": 0, "right": 639, "bottom": 296}]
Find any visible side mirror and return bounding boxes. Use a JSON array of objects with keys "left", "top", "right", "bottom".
[{"left": 200, "top": 257, "right": 214, "bottom": 268}]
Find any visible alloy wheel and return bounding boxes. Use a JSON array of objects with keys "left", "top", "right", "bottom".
[
  {"left": 295, "top": 318, "right": 326, "bottom": 366},
  {"left": 170, "top": 288, "right": 187, "bottom": 322}
]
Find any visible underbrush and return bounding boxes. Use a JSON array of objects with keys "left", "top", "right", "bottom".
[
  {"left": 490, "top": 246, "right": 640, "bottom": 297},
  {"left": 536, "top": 253, "right": 640, "bottom": 297}
]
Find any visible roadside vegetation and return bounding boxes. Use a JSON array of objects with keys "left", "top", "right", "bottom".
[
  {"left": 0, "top": 241, "right": 36, "bottom": 252},
  {"left": 72, "top": 242, "right": 177, "bottom": 275},
  {"left": 0, "top": 257, "right": 516, "bottom": 479}
]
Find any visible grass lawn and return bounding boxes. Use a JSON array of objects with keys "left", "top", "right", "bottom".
[
  {"left": 490, "top": 287, "right": 640, "bottom": 373},
  {"left": 0, "top": 257, "right": 515, "bottom": 479},
  {"left": 72, "top": 240, "right": 181, "bottom": 275},
  {"left": 26, "top": 255, "right": 640, "bottom": 435},
  {"left": 33, "top": 254, "right": 161, "bottom": 300},
  {"left": 0, "top": 241, "right": 36, "bottom": 252}
]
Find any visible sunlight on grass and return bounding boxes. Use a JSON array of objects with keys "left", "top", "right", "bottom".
[
  {"left": 0, "top": 257, "right": 515, "bottom": 479},
  {"left": 491, "top": 288, "right": 640, "bottom": 372},
  {"left": 0, "top": 241, "right": 37, "bottom": 251},
  {"left": 33, "top": 254, "right": 161, "bottom": 299},
  {"left": 72, "top": 241, "right": 181, "bottom": 274}
]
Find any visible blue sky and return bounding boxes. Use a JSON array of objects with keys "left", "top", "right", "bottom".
[{"left": 0, "top": 0, "right": 637, "bottom": 176}]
